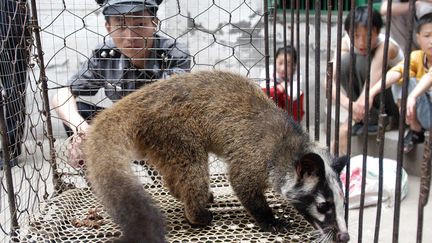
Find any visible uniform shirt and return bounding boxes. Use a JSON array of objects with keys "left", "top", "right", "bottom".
[
  {"left": 391, "top": 50, "right": 431, "bottom": 84},
  {"left": 68, "top": 34, "right": 191, "bottom": 101}
]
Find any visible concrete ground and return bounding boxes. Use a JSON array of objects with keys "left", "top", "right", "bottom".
[
  {"left": 317, "top": 111, "right": 432, "bottom": 243},
  {"left": 348, "top": 175, "right": 431, "bottom": 243}
]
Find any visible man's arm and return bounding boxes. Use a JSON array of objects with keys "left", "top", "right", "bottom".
[
  {"left": 53, "top": 49, "right": 107, "bottom": 134},
  {"left": 51, "top": 87, "right": 90, "bottom": 168},
  {"left": 380, "top": 1, "right": 410, "bottom": 16},
  {"left": 51, "top": 87, "right": 90, "bottom": 134}
]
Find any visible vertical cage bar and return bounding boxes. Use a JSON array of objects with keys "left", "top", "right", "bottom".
[
  {"left": 417, "top": 131, "right": 431, "bottom": 243},
  {"left": 374, "top": 0, "right": 394, "bottom": 241},
  {"left": 333, "top": 0, "right": 344, "bottom": 157},
  {"left": 282, "top": 0, "right": 288, "bottom": 113},
  {"left": 393, "top": 1, "right": 416, "bottom": 242},
  {"left": 357, "top": 1, "right": 375, "bottom": 242},
  {"left": 295, "top": 0, "right": 301, "bottom": 122},
  {"left": 272, "top": 1, "right": 278, "bottom": 105},
  {"left": 326, "top": 1, "right": 332, "bottom": 152},
  {"left": 314, "top": 0, "right": 321, "bottom": 141},
  {"left": 0, "top": 85, "right": 19, "bottom": 237},
  {"left": 326, "top": 62, "right": 334, "bottom": 149},
  {"left": 289, "top": 0, "right": 294, "bottom": 115},
  {"left": 304, "top": 0, "right": 310, "bottom": 131},
  {"left": 264, "top": 0, "right": 271, "bottom": 96},
  {"left": 345, "top": 0, "right": 357, "bottom": 219},
  {"left": 29, "top": 0, "right": 60, "bottom": 191},
  {"left": 326, "top": 0, "right": 333, "bottom": 151}
]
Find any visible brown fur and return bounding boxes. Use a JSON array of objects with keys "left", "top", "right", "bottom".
[{"left": 85, "top": 70, "right": 315, "bottom": 242}]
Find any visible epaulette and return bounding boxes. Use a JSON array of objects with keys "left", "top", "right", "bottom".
[{"left": 92, "top": 48, "right": 121, "bottom": 59}]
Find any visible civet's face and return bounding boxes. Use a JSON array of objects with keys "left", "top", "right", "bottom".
[{"left": 280, "top": 152, "right": 350, "bottom": 243}]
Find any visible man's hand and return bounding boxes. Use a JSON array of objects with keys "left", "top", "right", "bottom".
[{"left": 66, "top": 126, "right": 89, "bottom": 169}]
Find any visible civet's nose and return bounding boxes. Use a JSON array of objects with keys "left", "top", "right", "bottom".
[{"left": 337, "top": 232, "right": 350, "bottom": 242}]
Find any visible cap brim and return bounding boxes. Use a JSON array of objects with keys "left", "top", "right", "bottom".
[{"left": 103, "top": 4, "right": 155, "bottom": 15}]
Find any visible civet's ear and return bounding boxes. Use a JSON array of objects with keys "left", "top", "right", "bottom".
[
  {"left": 332, "top": 155, "right": 349, "bottom": 174},
  {"left": 95, "top": 0, "right": 105, "bottom": 6},
  {"left": 295, "top": 153, "right": 325, "bottom": 180}
]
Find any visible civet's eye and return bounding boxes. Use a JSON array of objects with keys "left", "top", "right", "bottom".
[{"left": 317, "top": 202, "right": 330, "bottom": 214}]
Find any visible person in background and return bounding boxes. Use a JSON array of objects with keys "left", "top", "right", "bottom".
[
  {"left": 0, "top": 0, "right": 30, "bottom": 168},
  {"left": 380, "top": 0, "right": 432, "bottom": 52},
  {"left": 329, "top": 6, "right": 403, "bottom": 155},
  {"left": 260, "top": 45, "right": 304, "bottom": 122},
  {"left": 50, "top": 0, "right": 191, "bottom": 168},
  {"left": 365, "top": 13, "right": 432, "bottom": 153}
]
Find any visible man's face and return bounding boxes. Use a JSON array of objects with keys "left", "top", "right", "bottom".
[
  {"left": 105, "top": 11, "right": 157, "bottom": 60},
  {"left": 352, "top": 25, "right": 379, "bottom": 56},
  {"left": 417, "top": 23, "right": 432, "bottom": 59}
]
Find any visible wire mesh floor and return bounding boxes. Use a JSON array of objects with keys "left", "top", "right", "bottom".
[{"left": 11, "top": 167, "right": 319, "bottom": 242}]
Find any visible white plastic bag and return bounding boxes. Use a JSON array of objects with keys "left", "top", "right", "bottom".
[{"left": 340, "top": 155, "right": 409, "bottom": 209}]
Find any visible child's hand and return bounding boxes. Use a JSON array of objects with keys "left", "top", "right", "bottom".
[
  {"left": 353, "top": 93, "right": 369, "bottom": 122},
  {"left": 352, "top": 99, "right": 366, "bottom": 122},
  {"left": 406, "top": 96, "right": 417, "bottom": 124}
]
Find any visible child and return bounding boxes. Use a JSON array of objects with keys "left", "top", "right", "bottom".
[
  {"left": 260, "top": 45, "right": 304, "bottom": 121},
  {"left": 367, "top": 13, "right": 432, "bottom": 153},
  {"left": 330, "top": 6, "right": 403, "bottom": 154}
]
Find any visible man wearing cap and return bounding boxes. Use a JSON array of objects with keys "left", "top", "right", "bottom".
[{"left": 51, "top": 0, "right": 191, "bottom": 167}]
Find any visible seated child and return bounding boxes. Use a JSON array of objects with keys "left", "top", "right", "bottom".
[
  {"left": 330, "top": 6, "right": 403, "bottom": 155},
  {"left": 367, "top": 13, "right": 432, "bottom": 153},
  {"left": 260, "top": 45, "right": 304, "bottom": 121}
]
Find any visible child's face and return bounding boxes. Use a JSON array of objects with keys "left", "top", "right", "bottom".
[
  {"left": 352, "top": 25, "right": 379, "bottom": 55},
  {"left": 417, "top": 23, "right": 432, "bottom": 59},
  {"left": 275, "top": 53, "right": 295, "bottom": 81}
]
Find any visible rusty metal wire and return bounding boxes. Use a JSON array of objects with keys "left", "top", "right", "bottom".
[
  {"left": 9, "top": 161, "right": 320, "bottom": 242},
  {"left": 1, "top": 0, "right": 316, "bottom": 242},
  {"left": 1, "top": 0, "right": 431, "bottom": 243}
]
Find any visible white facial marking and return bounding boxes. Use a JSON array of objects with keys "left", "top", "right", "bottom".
[
  {"left": 316, "top": 193, "right": 326, "bottom": 204},
  {"left": 280, "top": 173, "right": 296, "bottom": 198},
  {"left": 303, "top": 175, "right": 320, "bottom": 193},
  {"left": 308, "top": 203, "right": 325, "bottom": 222},
  {"left": 311, "top": 146, "right": 348, "bottom": 234},
  {"left": 329, "top": 174, "right": 348, "bottom": 234},
  {"left": 331, "top": 178, "right": 348, "bottom": 232}
]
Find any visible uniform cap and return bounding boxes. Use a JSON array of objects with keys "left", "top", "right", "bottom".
[{"left": 102, "top": 0, "right": 162, "bottom": 16}]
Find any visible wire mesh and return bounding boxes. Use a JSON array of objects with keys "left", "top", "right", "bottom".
[
  {"left": 1, "top": 0, "right": 321, "bottom": 242},
  {"left": 9, "top": 160, "right": 320, "bottom": 242},
  {"left": 0, "top": 0, "right": 431, "bottom": 243}
]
